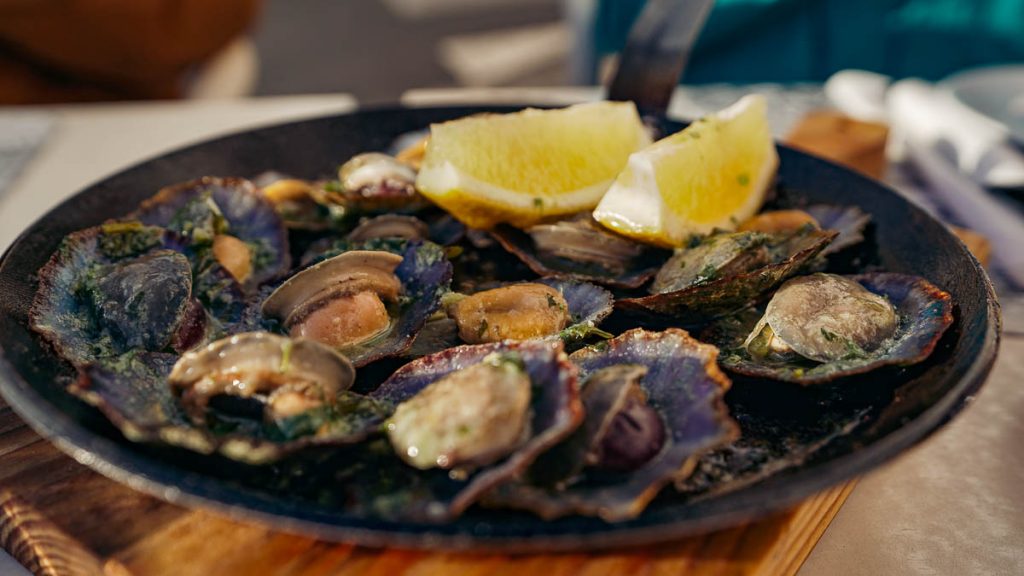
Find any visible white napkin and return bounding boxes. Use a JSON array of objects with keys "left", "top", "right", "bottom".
[
  {"left": 0, "top": 111, "right": 53, "bottom": 197},
  {"left": 825, "top": 70, "right": 1024, "bottom": 289},
  {"left": 827, "top": 70, "right": 1024, "bottom": 188}
]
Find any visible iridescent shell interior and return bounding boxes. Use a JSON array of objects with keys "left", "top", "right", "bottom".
[
  {"left": 363, "top": 339, "right": 582, "bottom": 521},
  {"left": 485, "top": 329, "right": 737, "bottom": 521},
  {"left": 703, "top": 273, "right": 954, "bottom": 384},
  {"left": 132, "top": 177, "right": 291, "bottom": 289}
]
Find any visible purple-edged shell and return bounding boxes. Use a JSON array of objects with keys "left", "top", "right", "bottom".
[
  {"left": 263, "top": 239, "right": 452, "bottom": 367},
  {"left": 703, "top": 273, "right": 954, "bottom": 384},
  {"left": 256, "top": 175, "right": 345, "bottom": 231},
  {"left": 616, "top": 228, "right": 837, "bottom": 326},
  {"left": 299, "top": 237, "right": 408, "bottom": 268},
  {"left": 490, "top": 215, "right": 670, "bottom": 289},
  {"left": 499, "top": 363, "right": 660, "bottom": 487},
  {"left": 806, "top": 204, "right": 871, "bottom": 255},
  {"left": 343, "top": 339, "right": 582, "bottom": 522},
  {"left": 71, "top": 334, "right": 386, "bottom": 464},
  {"left": 133, "top": 177, "right": 290, "bottom": 289},
  {"left": 485, "top": 328, "right": 738, "bottom": 521},
  {"left": 539, "top": 278, "right": 614, "bottom": 343},
  {"left": 28, "top": 222, "right": 245, "bottom": 365}
]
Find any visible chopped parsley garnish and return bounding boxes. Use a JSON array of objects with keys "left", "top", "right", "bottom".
[{"left": 698, "top": 263, "right": 718, "bottom": 281}]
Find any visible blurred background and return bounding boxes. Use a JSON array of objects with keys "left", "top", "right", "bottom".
[
  {"left": 2, "top": 0, "right": 573, "bottom": 104},
  {"left": 3, "top": 0, "right": 1022, "bottom": 105},
  {"left": 254, "top": 0, "right": 570, "bottom": 103}
]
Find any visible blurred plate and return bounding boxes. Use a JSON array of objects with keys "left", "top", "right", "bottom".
[{"left": 943, "top": 64, "right": 1024, "bottom": 144}]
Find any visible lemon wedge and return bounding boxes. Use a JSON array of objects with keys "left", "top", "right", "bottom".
[
  {"left": 415, "top": 102, "right": 650, "bottom": 229},
  {"left": 593, "top": 94, "right": 778, "bottom": 247}
]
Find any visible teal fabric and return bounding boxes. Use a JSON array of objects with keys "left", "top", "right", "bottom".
[{"left": 593, "top": 0, "right": 1024, "bottom": 83}]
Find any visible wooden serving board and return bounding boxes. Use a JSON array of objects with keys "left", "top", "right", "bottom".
[{"left": 0, "top": 396, "right": 855, "bottom": 576}]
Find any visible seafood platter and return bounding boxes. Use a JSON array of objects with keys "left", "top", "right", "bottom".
[{"left": 0, "top": 99, "right": 999, "bottom": 550}]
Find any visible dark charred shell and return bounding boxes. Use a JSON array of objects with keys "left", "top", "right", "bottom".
[
  {"left": 299, "top": 237, "right": 408, "bottom": 268},
  {"left": 806, "top": 204, "right": 871, "bottom": 255},
  {"left": 537, "top": 278, "right": 614, "bottom": 344},
  {"left": 425, "top": 212, "right": 467, "bottom": 246},
  {"left": 341, "top": 211, "right": 466, "bottom": 247},
  {"left": 702, "top": 273, "right": 954, "bottom": 384},
  {"left": 405, "top": 316, "right": 460, "bottom": 358},
  {"left": 616, "top": 228, "right": 837, "bottom": 326},
  {"left": 133, "top": 177, "right": 290, "bottom": 289},
  {"left": 490, "top": 220, "right": 670, "bottom": 289},
  {"left": 272, "top": 240, "right": 453, "bottom": 367},
  {"left": 675, "top": 381, "right": 874, "bottom": 498},
  {"left": 346, "top": 214, "right": 429, "bottom": 242},
  {"left": 71, "top": 347, "right": 385, "bottom": 464},
  {"left": 356, "top": 340, "right": 581, "bottom": 522},
  {"left": 518, "top": 364, "right": 656, "bottom": 485},
  {"left": 650, "top": 232, "right": 772, "bottom": 294},
  {"left": 30, "top": 223, "right": 204, "bottom": 365},
  {"left": 158, "top": 229, "right": 253, "bottom": 340},
  {"left": 95, "top": 250, "right": 193, "bottom": 350},
  {"left": 485, "top": 328, "right": 737, "bottom": 521},
  {"left": 449, "top": 233, "right": 534, "bottom": 294},
  {"left": 184, "top": 246, "right": 252, "bottom": 338},
  {"left": 302, "top": 213, "right": 463, "bottom": 267},
  {"left": 256, "top": 176, "right": 345, "bottom": 232}
]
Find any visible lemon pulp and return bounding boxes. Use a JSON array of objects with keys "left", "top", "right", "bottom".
[
  {"left": 415, "top": 101, "right": 650, "bottom": 229},
  {"left": 593, "top": 94, "right": 778, "bottom": 247}
]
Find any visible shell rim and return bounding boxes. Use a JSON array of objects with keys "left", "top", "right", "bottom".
[
  {"left": 710, "top": 273, "right": 956, "bottom": 385},
  {"left": 371, "top": 338, "right": 585, "bottom": 520},
  {"left": 489, "top": 224, "right": 667, "bottom": 290},
  {"left": 132, "top": 175, "right": 292, "bottom": 287},
  {"left": 487, "top": 328, "right": 739, "bottom": 522},
  {"left": 70, "top": 351, "right": 378, "bottom": 466},
  {"left": 615, "top": 228, "right": 838, "bottom": 315}
]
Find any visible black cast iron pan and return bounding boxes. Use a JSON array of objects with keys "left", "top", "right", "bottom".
[
  {"left": 0, "top": 101, "right": 1000, "bottom": 551},
  {"left": 0, "top": 0, "right": 1002, "bottom": 551}
]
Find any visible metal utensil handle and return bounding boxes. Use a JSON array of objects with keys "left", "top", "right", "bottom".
[{"left": 607, "top": 0, "right": 715, "bottom": 117}]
